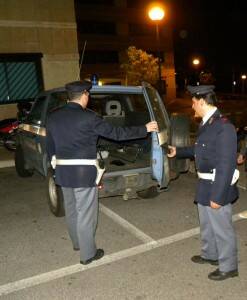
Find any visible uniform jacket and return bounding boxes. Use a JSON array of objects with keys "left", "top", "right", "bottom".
[
  {"left": 177, "top": 109, "right": 239, "bottom": 206},
  {"left": 46, "top": 102, "right": 147, "bottom": 187}
]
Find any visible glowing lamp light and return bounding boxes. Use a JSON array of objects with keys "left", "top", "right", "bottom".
[
  {"left": 192, "top": 58, "right": 200, "bottom": 66},
  {"left": 148, "top": 6, "right": 165, "bottom": 21},
  {"left": 241, "top": 74, "right": 247, "bottom": 80}
]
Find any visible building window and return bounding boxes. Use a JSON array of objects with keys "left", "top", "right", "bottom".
[
  {"left": 0, "top": 54, "right": 43, "bottom": 104},
  {"left": 77, "top": 21, "right": 116, "bottom": 35},
  {"left": 83, "top": 51, "right": 119, "bottom": 64},
  {"left": 129, "top": 23, "right": 155, "bottom": 36}
]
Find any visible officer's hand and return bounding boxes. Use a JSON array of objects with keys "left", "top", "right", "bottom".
[
  {"left": 237, "top": 154, "right": 245, "bottom": 165},
  {"left": 210, "top": 201, "right": 221, "bottom": 209},
  {"left": 167, "top": 145, "right": 176, "bottom": 157},
  {"left": 146, "top": 121, "right": 159, "bottom": 132}
]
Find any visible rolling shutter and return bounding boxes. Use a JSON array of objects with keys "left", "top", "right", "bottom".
[{"left": 0, "top": 54, "right": 43, "bottom": 104}]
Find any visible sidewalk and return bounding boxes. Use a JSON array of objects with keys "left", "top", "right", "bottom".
[{"left": 0, "top": 147, "right": 14, "bottom": 168}]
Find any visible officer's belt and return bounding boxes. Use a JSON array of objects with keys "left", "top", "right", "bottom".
[
  {"left": 197, "top": 169, "right": 239, "bottom": 186},
  {"left": 51, "top": 155, "right": 105, "bottom": 185}
]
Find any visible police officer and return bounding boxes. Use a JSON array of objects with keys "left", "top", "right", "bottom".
[
  {"left": 168, "top": 85, "right": 239, "bottom": 281},
  {"left": 46, "top": 80, "right": 158, "bottom": 265},
  {"left": 237, "top": 126, "right": 247, "bottom": 218}
]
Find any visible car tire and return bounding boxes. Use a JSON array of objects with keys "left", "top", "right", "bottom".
[
  {"left": 15, "top": 145, "right": 34, "bottom": 177},
  {"left": 4, "top": 133, "right": 16, "bottom": 151},
  {"left": 169, "top": 114, "right": 190, "bottom": 176},
  {"left": 47, "top": 171, "right": 65, "bottom": 217}
]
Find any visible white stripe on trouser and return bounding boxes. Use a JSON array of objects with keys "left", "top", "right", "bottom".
[
  {"left": 198, "top": 203, "right": 238, "bottom": 272},
  {"left": 61, "top": 187, "right": 98, "bottom": 262}
]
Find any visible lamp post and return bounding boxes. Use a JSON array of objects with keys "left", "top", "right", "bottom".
[
  {"left": 148, "top": 5, "right": 165, "bottom": 95},
  {"left": 241, "top": 74, "right": 246, "bottom": 94},
  {"left": 232, "top": 69, "right": 236, "bottom": 94},
  {"left": 192, "top": 57, "right": 200, "bottom": 85}
]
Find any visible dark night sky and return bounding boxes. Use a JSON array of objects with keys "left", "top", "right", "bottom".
[{"left": 172, "top": 0, "right": 247, "bottom": 92}]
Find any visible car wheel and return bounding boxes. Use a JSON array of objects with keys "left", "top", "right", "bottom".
[
  {"left": 4, "top": 134, "right": 16, "bottom": 151},
  {"left": 47, "top": 171, "right": 65, "bottom": 217},
  {"left": 15, "top": 145, "right": 34, "bottom": 177},
  {"left": 169, "top": 114, "right": 190, "bottom": 176}
]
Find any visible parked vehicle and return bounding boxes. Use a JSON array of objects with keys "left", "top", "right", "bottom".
[
  {"left": 15, "top": 82, "right": 190, "bottom": 216},
  {"left": 0, "top": 118, "right": 19, "bottom": 151}
]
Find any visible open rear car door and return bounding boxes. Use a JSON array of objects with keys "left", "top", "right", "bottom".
[{"left": 142, "top": 82, "right": 170, "bottom": 188}]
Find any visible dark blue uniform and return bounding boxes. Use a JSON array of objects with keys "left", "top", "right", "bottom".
[
  {"left": 176, "top": 109, "right": 238, "bottom": 274},
  {"left": 177, "top": 109, "right": 239, "bottom": 206},
  {"left": 46, "top": 102, "right": 147, "bottom": 187},
  {"left": 46, "top": 100, "right": 148, "bottom": 263}
]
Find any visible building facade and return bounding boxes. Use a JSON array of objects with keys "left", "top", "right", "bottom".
[{"left": 0, "top": 0, "right": 79, "bottom": 119}]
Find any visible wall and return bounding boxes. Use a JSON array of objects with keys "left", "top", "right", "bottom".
[{"left": 0, "top": 0, "right": 79, "bottom": 119}]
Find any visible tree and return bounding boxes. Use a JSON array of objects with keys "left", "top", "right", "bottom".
[
  {"left": 120, "top": 46, "right": 159, "bottom": 86},
  {"left": 199, "top": 71, "right": 215, "bottom": 85}
]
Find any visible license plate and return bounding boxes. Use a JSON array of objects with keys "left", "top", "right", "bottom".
[{"left": 124, "top": 174, "right": 138, "bottom": 187}]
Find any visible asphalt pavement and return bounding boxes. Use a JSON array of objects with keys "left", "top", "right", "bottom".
[{"left": 0, "top": 147, "right": 247, "bottom": 300}]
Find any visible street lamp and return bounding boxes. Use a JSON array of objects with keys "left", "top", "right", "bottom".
[
  {"left": 241, "top": 74, "right": 246, "bottom": 94},
  {"left": 148, "top": 5, "right": 165, "bottom": 94},
  {"left": 192, "top": 58, "right": 200, "bottom": 66},
  {"left": 192, "top": 57, "right": 200, "bottom": 85}
]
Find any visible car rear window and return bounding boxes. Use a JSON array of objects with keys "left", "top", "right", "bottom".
[{"left": 88, "top": 93, "right": 149, "bottom": 127}]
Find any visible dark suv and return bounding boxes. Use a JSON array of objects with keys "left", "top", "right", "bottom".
[{"left": 15, "top": 82, "right": 190, "bottom": 216}]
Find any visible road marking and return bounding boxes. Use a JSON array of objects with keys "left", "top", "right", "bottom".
[
  {"left": 99, "top": 203, "right": 155, "bottom": 243},
  {"left": 232, "top": 214, "right": 243, "bottom": 222},
  {"left": 0, "top": 160, "right": 14, "bottom": 168},
  {"left": 237, "top": 184, "right": 246, "bottom": 190},
  {"left": 0, "top": 211, "right": 245, "bottom": 297}
]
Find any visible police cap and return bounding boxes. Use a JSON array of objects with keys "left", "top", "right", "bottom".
[
  {"left": 65, "top": 80, "right": 92, "bottom": 94},
  {"left": 187, "top": 85, "right": 215, "bottom": 96}
]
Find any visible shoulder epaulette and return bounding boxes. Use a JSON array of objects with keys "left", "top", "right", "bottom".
[
  {"left": 208, "top": 115, "right": 229, "bottom": 125},
  {"left": 85, "top": 108, "right": 95, "bottom": 113},
  {"left": 219, "top": 115, "right": 229, "bottom": 123}
]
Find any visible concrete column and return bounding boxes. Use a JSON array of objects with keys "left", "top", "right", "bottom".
[{"left": 41, "top": 54, "right": 79, "bottom": 89}]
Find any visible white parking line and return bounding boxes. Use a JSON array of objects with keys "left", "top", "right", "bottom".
[
  {"left": 99, "top": 203, "right": 155, "bottom": 243},
  {"left": 0, "top": 211, "right": 245, "bottom": 297},
  {"left": 0, "top": 160, "right": 14, "bottom": 168},
  {"left": 237, "top": 184, "right": 246, "bottom": 190}
]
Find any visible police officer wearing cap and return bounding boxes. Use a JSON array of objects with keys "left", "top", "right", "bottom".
[
  {"left": 237, "top": 127, "right": 247, "bottom": 219},
  {"left": 168, "top": 85, "right": 239, "bottom": 281},
  {"left": 46, "top": 80, "right": 158, "bottom": 265}
]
